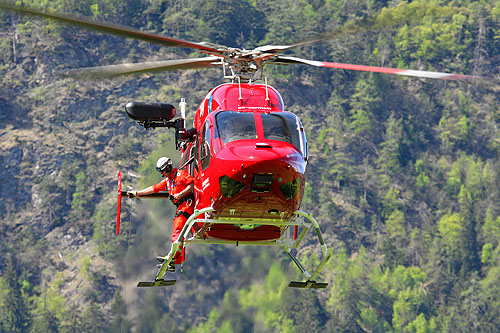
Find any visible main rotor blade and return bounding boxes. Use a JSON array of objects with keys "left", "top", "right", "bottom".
[
  {"left": 0, "top": 2, "right": 224, "bottom": 54},
  {"left": 255, "top": 18, "right": 380, "bottom": 55},
  {"left": 272, "top": 56, "right": 493, "bottom": 82},
  {"left": 60, "top": 57, "right": 222, "bottom": 78},
  {"left": 258, "top": 6, "right": 464, "bottom": 55}
]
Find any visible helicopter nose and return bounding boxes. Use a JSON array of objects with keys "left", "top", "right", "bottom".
[
  {"left": 213, "top": 141, "right": 306, "bottom": 218},
  {"left": 225, "top": 141, "right": 306, "bottom": 175},
  {"left": 216, "top": 142, "right": 306, "bottom": 200}
]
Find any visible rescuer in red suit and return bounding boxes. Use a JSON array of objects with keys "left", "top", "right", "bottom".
[{"left": 128, "top": 157, "right": 194, "bottom": 272}]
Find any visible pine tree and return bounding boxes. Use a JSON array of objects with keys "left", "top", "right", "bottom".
[{"left": 2, "top": 255, "right": 31, "bottom": 333}]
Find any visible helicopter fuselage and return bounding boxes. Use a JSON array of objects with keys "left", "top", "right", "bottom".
[{"left": 181, "top": 83, "right": 308, "bottom": 241}]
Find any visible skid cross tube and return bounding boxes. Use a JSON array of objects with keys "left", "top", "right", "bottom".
[{"left": 150, "top": 208, "right": 331, "bottom": 288}]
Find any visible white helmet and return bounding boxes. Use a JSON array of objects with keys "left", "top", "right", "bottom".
[{"left": 156, "top": 157, "right": 172, "bottom": 172}]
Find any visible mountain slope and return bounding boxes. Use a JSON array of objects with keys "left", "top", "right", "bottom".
[{"left": 1, "top": 0, "right": 500, "bottom": 331}]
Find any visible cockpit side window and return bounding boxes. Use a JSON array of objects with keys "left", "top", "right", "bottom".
[
  {"left": 262, "top": 113, "right": 304, "bottom": 153},
  {"left": 200, "top": 120, "right": 211, "bottom": 170},
  {"left": 180, "top": 144, "right": 191, "bottom": 172},
  {"left": 215, "top": 111, "right": 257, "bottom": 143}
]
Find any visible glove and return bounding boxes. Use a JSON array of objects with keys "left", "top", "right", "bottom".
[{"left": 127, "top": 191, "right": 137, "bottom": 198}]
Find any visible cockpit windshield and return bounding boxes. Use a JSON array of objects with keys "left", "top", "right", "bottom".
[
  {"left": 215, "top": 111, "right": 257, "bottom": 143},
  {"left": 213, "top": 111, "right": 307, "bottom": 158},
  {"left": 262, "top": 112, "right": 305, "bottom": 153}
]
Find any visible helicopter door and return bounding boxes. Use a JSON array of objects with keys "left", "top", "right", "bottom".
[{"left": 194, "top": 119, "right": 213, "bottom": 208}]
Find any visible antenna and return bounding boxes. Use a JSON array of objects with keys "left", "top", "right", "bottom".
[
  {"left": 179, "top": 98, "right": 186, "bottom": 120},
  {"left": 265, "top": 77, "right": 270, "bottom": 106},
  {"left": 238, "top": 77, "right": 243, "bottom": 105}
]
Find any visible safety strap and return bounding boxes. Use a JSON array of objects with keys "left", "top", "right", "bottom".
[
  {"left": 173, "top": 193, "right": 195, "bottom": 207},
  {"left": 175, "top": 210, "right": 192, "bottom": 219}
]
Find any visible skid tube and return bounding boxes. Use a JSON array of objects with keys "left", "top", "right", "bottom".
[{"left": 138, "top": 208, "right": 331, "bottom": 288}]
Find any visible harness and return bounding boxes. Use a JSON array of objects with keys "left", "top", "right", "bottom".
[
  {"left": 172, "top": 193, "right": 195, "bottom": 208},
  {"left": 175, "top": 210, "right": 192, "bottom": 219},
  {"left": 164, "top": 169, "right": 194, "bottom": 209}
]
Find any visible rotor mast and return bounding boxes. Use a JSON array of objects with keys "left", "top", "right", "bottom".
[{"left": 204, "top": 48, "right": 264, "bottom": 82}]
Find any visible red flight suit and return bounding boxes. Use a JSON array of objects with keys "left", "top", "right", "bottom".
[{"left": 153, "top": 168, "right": 194, "bottom": 264}]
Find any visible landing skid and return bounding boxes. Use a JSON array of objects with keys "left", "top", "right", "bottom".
[
  {"left": 140, "top": 207, "right": 331, "bottom": 288},
  {"left": 284, "top": 211, "right": 332, "bottom": 288},
  {"left": 288, "top": 281, "right": 328, "bottom": 289},
  {"left": 137, "top": 279, "right": 176, "bottom": 287}
]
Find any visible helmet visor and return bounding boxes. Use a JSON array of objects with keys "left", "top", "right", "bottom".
[{"left": 156, "top": 165, "right": 172, "bottom": 172}]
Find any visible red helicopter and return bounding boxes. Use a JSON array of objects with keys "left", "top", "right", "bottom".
[
  {"left": 122, "top": 82, "right": 328, "bottom": 288},
  {"left": 1, "top": 2, "right": 491, "bottom": 288}
]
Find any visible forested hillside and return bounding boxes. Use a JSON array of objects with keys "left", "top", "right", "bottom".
[{"left": 1, "top": 0, "right": 500, "bottom": 331}]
